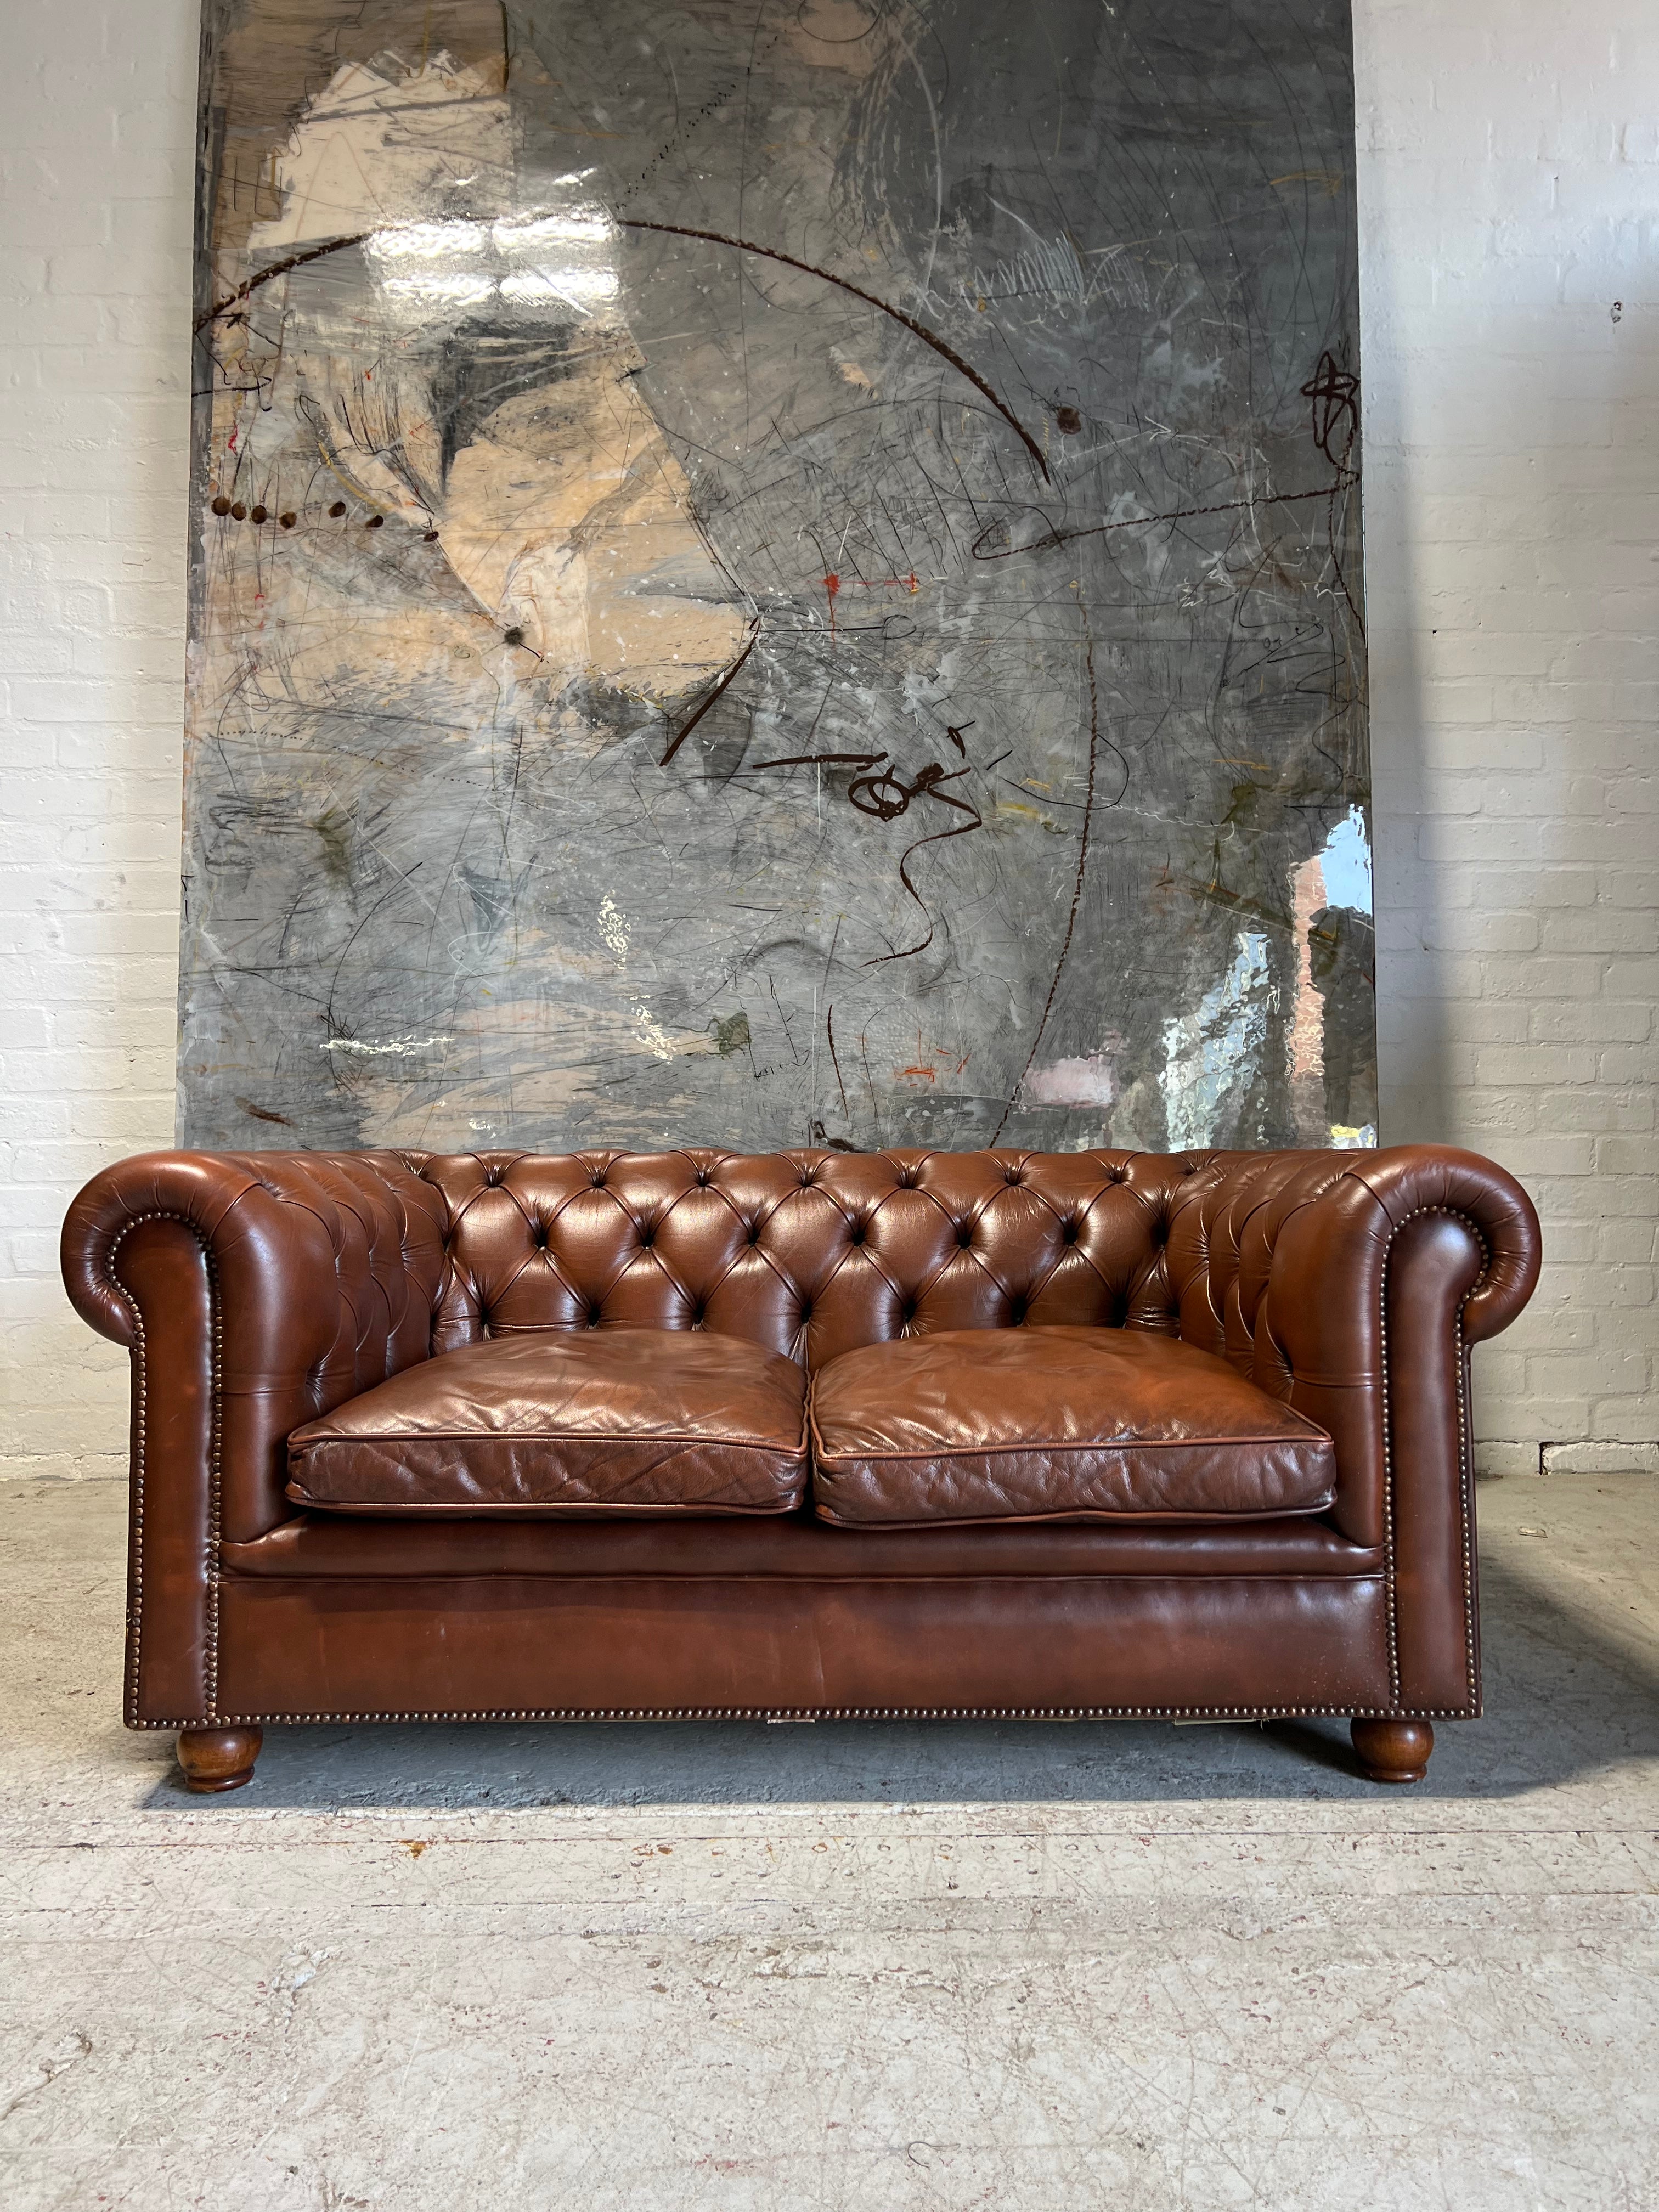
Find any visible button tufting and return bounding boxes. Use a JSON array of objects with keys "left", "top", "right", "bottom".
[
  {"left": 586, "top": 1307, "right": 602, "bottom": 1327},
  {"left": 639, "top": 1227, "right": 654, "bottom": 1248},
  {"left": 695, "top": 1168, "right": 711, "bottom": 1186},
  {"left": 848, "top": 1223, "right": 866, "bottom": 1245},
  {"left": 1062, "top": 1221, "right": 1078, "bottom": 1244},
  {"left": 957, "top": 1226, "right": 973, "bottom": 1249}
]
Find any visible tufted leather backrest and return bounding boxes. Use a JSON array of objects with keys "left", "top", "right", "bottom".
[
  {"left": 62, "top": 1140, "right": 1542, "bottom": 1568},
  {"left": 392, "top": 1148, "right": 1244, "bottom": 1374}
]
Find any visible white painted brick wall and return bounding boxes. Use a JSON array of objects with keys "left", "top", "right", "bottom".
[
  {"left": 1, "top": 0, "right": 197, "bottom": 1479},
  {"left": 1356, "top": 2, "right": 1659, "bottom": 1470},
  {"left": 1, "top": 0, "right": 1653, "bottom": 1480}
]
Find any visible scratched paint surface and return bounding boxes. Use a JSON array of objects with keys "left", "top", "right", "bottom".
[{"left": 181, "top": 0, "right": 1374, "bottom": 1152}]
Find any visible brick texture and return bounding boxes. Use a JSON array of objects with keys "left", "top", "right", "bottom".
[
  {"left": 1, "top": 1, "right": 1654, "bottom": 1479},
  {"left": 1357, "top": 2, "right": 1659, "bottom": 1466},
  {"left": 0, "top": 1, "right": 196, "bottom": 1479}
]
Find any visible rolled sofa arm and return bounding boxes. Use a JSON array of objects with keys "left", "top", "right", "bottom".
[
  {"left": 61, "top": 1150, "right": 448, "bottom": 1724},
  {"left": 1175, "top": 1144, "right": 1542, "bottom": 1714}
]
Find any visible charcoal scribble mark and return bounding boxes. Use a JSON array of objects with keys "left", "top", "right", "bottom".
[
  {"left": 1301, "top": 351, "right": 1365, "bottom": 644},
  {"left": 618, "top": 71, "right": 746, "bottom": 206},
  {"left": 972, "top": 479, "right": 1352, "bottom": 563},
  {"left": 619, "top": 218, "right": 1051, "bottom": 483},
  {"left": 746, "top": 751, "right": 887, "bottom": 775},
  {"left": 659, "top": 621, "right": 761, "bottom": 765},
  {"left": 993, "top": 608, "right": 1105, "bottom": 1142},
  {"left": 826, "top": 1003, "right": 850, "bottom": 1119},
  {"left": 196, "top": 234, "right": 369, "bottom": 331},
  {"left": 1302, "top": 351, "right": 1359, "bottom": 467},
  {"left": 742, "top": 751, "right": 994, "bottom": 962},
  {"left": 849, "top": 759, "right": 961, "bottom": 821},
  {"left": 321, "top": 869, "right": 425, "bottom": 1040},
  {"left": 863, "top": 764, "right": 985, "bottom": 968}
]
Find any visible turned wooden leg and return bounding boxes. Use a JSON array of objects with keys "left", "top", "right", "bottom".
[
  {"left": 177, "top": 1725, "right": 263, "bottom": 1793},
  {"left": 1351, "top": 1717, "right": 1434, "bottom": 1785}
]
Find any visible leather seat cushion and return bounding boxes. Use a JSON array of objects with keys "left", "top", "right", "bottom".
[
  {"left": 287, "top": 1329, "right": 808, "bottom": 1516},
  {"left": 809, "top": 1326, "right": 1336, "bottom": 1527}
]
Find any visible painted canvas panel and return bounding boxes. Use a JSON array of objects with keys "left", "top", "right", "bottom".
[{"left": 183, "top": 0, "right": 1373, "bottom": 1153}]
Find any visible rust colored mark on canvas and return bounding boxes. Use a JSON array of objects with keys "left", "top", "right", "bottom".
[
  {"left": 235, "top": 1097, "right": 295, "bottom": 1126},
  {"left": 196, "top": 232, "right": 369, "bottom": 331},
  {"left": 659, "top": 622, "right": 761, "bottom": 765},
  {"left": 619, "top": 218, "right": 1051, "bottom": 482}
]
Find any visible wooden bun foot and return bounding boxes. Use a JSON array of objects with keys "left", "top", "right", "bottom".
[
  {"left": 177, "top": 1725, "right": 263, "bottom": 1793},
  {"left": 1351, "top": 1717, "right": 1434, "bottom": 1785}
]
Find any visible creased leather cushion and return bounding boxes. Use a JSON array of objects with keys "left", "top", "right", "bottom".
[
  {"left": 809, "top": 1326, "right": 1336, "bottom": 1527},
  {"left": 287, "top": 1329, "right": 808, "bottom": 1516}
]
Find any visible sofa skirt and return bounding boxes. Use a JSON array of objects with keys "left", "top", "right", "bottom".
[{"left": 196, "top": 1573, "right": 1396, "bottom": 1724}]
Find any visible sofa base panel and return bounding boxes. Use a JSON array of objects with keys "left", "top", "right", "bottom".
[{"left": 196, "top": 1572, "right": 1398, "bottom": 1724}]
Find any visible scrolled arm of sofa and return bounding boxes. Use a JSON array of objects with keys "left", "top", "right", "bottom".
[
  {"left": 62, "top": 1149, "right": 448, "bottom": 1548},
  {"left": 1192, "top": 1144, "right": 1541, "bottom": 1714},
  {"left": 1271, "top": 1147, "right": 1539, "bottom": 1344}
]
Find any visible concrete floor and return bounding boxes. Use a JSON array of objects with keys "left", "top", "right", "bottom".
[{"left": 2, "top": 1474, "right": 1655, "bottom": 2210}]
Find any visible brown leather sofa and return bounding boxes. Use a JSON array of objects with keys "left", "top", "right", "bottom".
[{"left": 60, "top": 1143, "right": 1540, "bottom": 1793}]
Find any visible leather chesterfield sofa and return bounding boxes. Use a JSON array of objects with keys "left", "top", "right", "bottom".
[{"left": 60, "top": 1142, "right": 1540, "bottom": 1793}]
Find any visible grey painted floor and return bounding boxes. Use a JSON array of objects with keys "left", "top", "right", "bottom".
[{"left": 2, "top": 1472, "right": 1655, "bottom": 2210}]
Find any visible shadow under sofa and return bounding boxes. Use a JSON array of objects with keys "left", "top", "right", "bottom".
[{"left": 59, "top": 1142, "right": 1541, "bottom": 1792}]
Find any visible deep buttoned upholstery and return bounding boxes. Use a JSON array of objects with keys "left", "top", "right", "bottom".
[{"left": 61, "top": 1142, "right": 1542, "bottom": 1741}]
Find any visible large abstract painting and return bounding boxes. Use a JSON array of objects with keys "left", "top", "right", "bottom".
[{"left": 182, "top": 0, "right": 1374, "bottom": 1154}]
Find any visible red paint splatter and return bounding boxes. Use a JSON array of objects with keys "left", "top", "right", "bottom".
[
  {"left": 227, "top": 426, "right": 238, "bottom": 453},
  {"left": 823, "top": 572, "right": 840, "bottom": 636}
]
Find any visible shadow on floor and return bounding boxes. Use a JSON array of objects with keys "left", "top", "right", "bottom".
[{"left": 146, "top": 1549, "right": 1659, "bottom": 1813}]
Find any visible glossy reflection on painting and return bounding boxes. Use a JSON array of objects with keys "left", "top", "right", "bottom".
[{"left": 182, "top": 0, "right": 1374, "bottom": 1153}]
